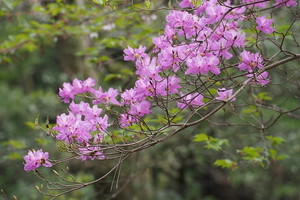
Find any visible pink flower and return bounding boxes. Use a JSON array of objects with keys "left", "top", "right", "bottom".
[
  {"left": 135, "top": 77, "right": 156, "bottom": 98},
  {"left": 58, "top": 82, "right": 74, "bottom": 103},
  {"left": 69, "top": 101, "right": 90, "bottom": 116},
  {"left": 177, "top": 93, "right": 204, "bottom": 109},
  {"left": 205, "top": 3, "right": 229, "bottom": 24},
  {"left": 53, "top": 113, "right": 93, "bottom": 143},
  {"left": 84, "top": 105, "right": 103, "bottom": 121},
  {"left": 256, "top": 16, "right": 274, "bottom": 34},
  {"left": 186, "top": 56, "right": 220, "bottom": 75},
  {"left": 53, "top": 113, "right": 78, "bottom": 134},
  {"left": 223, "top": 29, "right": 245, "bottom": 48},
  {"left": 216, "top": 88, "right": 236, "bottom": 102},
  {"left": 79, "top": 146, "right": 105, "bottom": 161},
  {"left": 58, "top": 78, "right": 96, "bottom": 103},
  {"left": 275, "top": 0, "right": 297, "bottom": 7},
  {"left": 152, "top": 35, "right": 170, "bottom": 51},
  {"left": 93, "top": 133, "right": 104, "bottom": 144},
  {"left": 136, "top": 56, "right": 161, "bottom": 80},
  {"left": 24, "top": 149, "right": 52, "bottom": 172},
  {"left": 124, "top": 45, "right": 147, "bottom": 61},
  {"left": 179, "top": 0, "right": 195, "bottom": 8},
  {"left": 95, "top": 115, "right": 111, "bottom": 133},
  {"left": 93, "top": 87, "right": 119, "bottom": 105},
  {"left": 158, "top": 47, "right": 179, "bottom": 71},
  {"left": 72, "top": 78, "right": 96, "bottom": 94},
  {"left": 246, "top": 71, "right": 270, "bottom": 86},
  {"left": 157, "top": 75, "right": 181, "bottom": 96},
  {"left": 119, "top": 113, "right": 138, "bottom": 128},
  {"left": 238, "top": 50, "right": 263, "bottom": 71},
  {"left": 121, "top": 88, "right": 141, "bottom": 105},
  {"left": 129, "top": 100, "right": 152, "bottom": 117}
]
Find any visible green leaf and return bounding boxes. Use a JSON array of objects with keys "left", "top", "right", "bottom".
[
  {"left": 277, "top": 24, "right": 292, "bottom": 33},
  {"left": 208, "top": 88, "right": 217, "bottom": 95},
  {"left": 194, "top": 134, "right": 228, "bottom": 151},
  {"left": 104, "top": 74, "right": 122, "bottom": 82},
  {"left": 214, "top": 159, "right": 238, "bottom": 169},
  {"left": 205, "top": 138, "right": 228, "bottom": 151},
  {"left": 2, "top": 140, "right": 25, "bottom": 149},
  {"left": 157, "top": 115, "right": 168, "bottom": 124},
  {"left": 25, "top": 121, "right": 36, "bottom": 129},
  {"left": 1, "top": 56, "right": 12, "bottom": 63},
  {"left": 269, "top": 148, "right": 288, "bottom": 160},
  {"left": 269, "top": 148, "right": 277, "bottom": 159},
  {"left": 192, "top": 0, "right": 202, "bottom": 7},
  {"left": 145, "top": 0, "right": 151, "bottom": 8},
  {"left": 35, "top": 138, "right": 48, "bottom": 146},
  {"left": 275, "top": 154, "right": 289, "bottom": 160},
  {"left": 120, "top": 69, "right": 134, "bottom": 75},
  {"left": 193, "top": 133, "right": 208, "bottom": 142},
  {"left": 237, "top": 147, "right": 265, "bottom": 165},
  {"left": 254, "top": 92, "right": 272, "bottom": 101},
  {"left": 266, "top": 136, "right": 285, "bottom": 146},
  {"left": 169, "top": 107, "right": 180, "bottom": 115},
  {"left": 2, "top": 0, "right": 14, "bottom": 10},
  {"left": 242, "top": 105, "right": 257, "bottom": 114},
  {"left": 238, "top": 147, "right": 262, "bottom": 158},
  {"left": 8, "top": 152, "right": 22, "bottom": 160}
]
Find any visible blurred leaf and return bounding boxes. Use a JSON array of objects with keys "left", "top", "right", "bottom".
[
  {"left": 194, "top": 133, "right": 228, "bottom": 151},
  {"left": 266, "top": 136, "right": 285, "bottom": 146},
  {"left": 2, "top": 0, "right": 13, "bottom": 9},
  {"left": 145, "top": 0, "right": 151, "bottom": 8},
  {"left": 269, "top": 148, "right": 288, "bottom": 161},
  {"left": 242, "top": 105, "right": 257, "bottom": 114},
  {"left": 208, "top": 88, "right": 217, "bottom": 95},
  {"left": 104, "top": 74, "right": 122, "bottom": 82},
  {"left": 25, "top": 121, "right": 36, "bottom": 129},
  {"left": 169, "top": 107, "right": 180, "bottom": 115},
  {"left": 214, "top": 159, "right": 238, "bottom": 169},
  {"left": 205, "top": 138, "right": 228, "bottom": 151},
  {"left": 8, "top": 152, "right": 22, "bottom": 160},
  {"left": 253, "top": 92, "right": 272, "bottom": 101},
  {"left": 157, "top": 115, "right": 168, "bottom": 124},
  {"left": 193, "top": 133, "right": 208, "bottom": 142},
  {"left": 2, "top": 140, "right": 25, "bottom": 149},
  {"left": 120, "top": 69, "right": 134, "bottom": 75},
  {"left": 35, "top": 138, "right": 48, "bottom": 146},
  {"left": 237, "top": 147, "right": 265, "bottom": 165}
]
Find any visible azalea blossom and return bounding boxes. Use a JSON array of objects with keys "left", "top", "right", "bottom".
[
  {"left": 24, "top": 149, "right": 52, "bottom": 172},
  {"left": 124, "top": 45, "right": 147, "bottom": 61},
  {"left": 246, "top": 71, "right": 270, "bottom": 86},
  {"left": 238, "top": 50, "right": 263, "bottom": 71},
  {"left": 58, "top": 77, "right": 96, "bottom": 103},
  {"left": 79, "top": 146, "right": 105, "bottom": 161},
  {"left": 256, "top": 16, "right": 274, "bottom": 34},
  {"left": 177, "top": 93, "right": 204, "bottom": 109},
  {"left": 216, "top": 88, "right": 236, "bottom": 102},
  {"left": 119, "top": 113, "right": 138, "bottom": 128}
]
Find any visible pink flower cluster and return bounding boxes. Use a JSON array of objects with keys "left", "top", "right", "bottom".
[
  {"left": 59, "top": 77, "right": 96, "bottom": 103},
  {"left": 53, "top": 102, "right": 109, "bottom": 144},
  {"left": 24, "top": 0, "right": 293, "bottom": 170}
]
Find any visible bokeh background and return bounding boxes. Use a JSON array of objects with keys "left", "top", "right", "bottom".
[{"left": 1, "top": 0, "right": 300, "bottom": 199}]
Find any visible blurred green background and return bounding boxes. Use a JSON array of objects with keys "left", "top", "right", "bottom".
[{"left": 1, "top": 0, "right": 300, "bottom": 199}]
